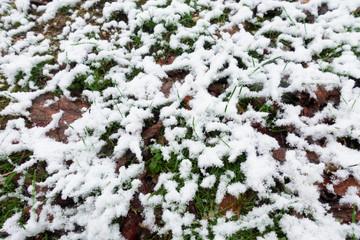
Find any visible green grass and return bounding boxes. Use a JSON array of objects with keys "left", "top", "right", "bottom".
[
  {"left": 179, "top": 13, "right": 196, "bottom": 28},
  {"left": 144, "top": 139, "right": 291, "bottom": 238},
  {"left": 1, "top": 1, "right": 359, "bottom": 239},
  {"left": 0, "top": 151, "right": 33, "bottom": 231},
  {"left": 68, "top": 61, "right": 117, "bottom": 94},
  {"left": 257, "top": 8, "right": 282, "bottom": 23},
  {"left": 210, "top": 8, "right": 230, "bottom": 24},
  {"left": 11, "top": 59, "right": 55, "bottom": 92}
]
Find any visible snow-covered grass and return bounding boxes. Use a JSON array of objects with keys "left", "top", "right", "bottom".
[{"left": 1, "top": 0, "right": 360, "bottom": 239}]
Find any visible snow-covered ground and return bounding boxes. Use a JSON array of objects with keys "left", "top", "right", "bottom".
[{"left": 0, "top": 0, "right": 360, "bottom": 239}]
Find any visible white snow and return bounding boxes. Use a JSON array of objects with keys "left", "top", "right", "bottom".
[{"left": 1, "top": 0, "right": 360, "bottom": 239}]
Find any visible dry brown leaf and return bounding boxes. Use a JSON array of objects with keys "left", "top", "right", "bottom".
[
  {"left": 156, "top": 56, "right": 176, "bottom": 66},
  {"left": 329, "top": 202, "right": 360, "bottom": 223},
  {"left": 223, "top": 25, "right": 240, "bottom": 36},
  {"left": 141, "top": 121, "right": 163, "bottom": 146},
  {"left": 272, "top": 148, "right": 287, "bottom": 162},
  {"left": 192, "top": 16, "right": 200, "bottom": 23},
  {"left": 306, "top": 151, "right": 319, "bottom": 164},
  {"left": 333, "top": 177, "right": 360, "bottom": 197},
  {"left": 28, "top": 94, "right": 90, "bottom": 142},
  {"left": 183, "top": 96, "right": 193, "bottom": 110},
  {"left": 121, "top": 174, "right": 150, "bottom": 240}
]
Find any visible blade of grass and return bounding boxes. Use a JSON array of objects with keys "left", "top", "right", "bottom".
[
  {"left": 0, "top": 170, "right": 16, "bottom": 179},
  {"left": 115, "top": 103, "right": 124, "bottom": 118},
  {"left": 249, "top": 56, "right": 281, "bottom": 76},
  {"left": 71, "top": 42, "right": 98, "bottom": 46},
  {"left": 225, "top": 86, "right": 237, "bottom": 113},
  {"left": 348, "top": 163, "right": 359, "bottom": 167},
  {"left": 1, "top": 171, "right": 17, "bottom": 186},
  {"left": 192, "top": 117, "right": 199, "bottom": 139},
  {"left": 353, "top": 204, "right": 356, "bottom": 240},
  {"left": 115, "top": 84, "right": 125, "bottom": 98},
  {"left": 342, "top": 97, "right": 348, "bottom": 105},
  {"left": 350, "top": 100, "right": 356, "bottom": 111},
  {"left": 261, "top": 56, "right": 282, "bottom": 67},
  {"left": 283, "top": 60, "right": 290, "bottom": 71},
  {"left": 4, "top": 92, "right": 18, "bottom": 102},
  {"left": 217, "top": 135, "right": 231, "bottom": 148},
  {"left": 5, "top": 42, "right": 21, "bottom": 54},
  {"left": 32, "top": 170, "right": 36, "bottom": 214},
  {"left": 282, "top": 6, "right": 297, "bottom": 26},
  {"left": 238, "top": 86, "right": 243, "bottom": 95}
]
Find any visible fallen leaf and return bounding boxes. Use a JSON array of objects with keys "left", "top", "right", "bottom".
[
  {"left": 161, "top": 69, "right": 189, "bottom": 98},
  {"left": 156, "top": 56, "right": 176, "bottom": 66},
  {"left": 333, "top": 177, "right": 360, "bottom": 197},
  {"left": 202, "top": 211, "right": 215, "bottom": 220},
  {"left": 218, "top": 194, "right": 238, "bottom": 216},
  {"left": 188, "top": 201, "right": 200, "bottom": 219},
  {"left": 28, "top": 94, "right": 90, "bottom": 143},
  {"left": 0, "top": 232, "right": 9, "bottom": 238},
  {"left": 121, "top": 211, "right": 142, "bottom": 240},
  {"left": 319, "top": 175, "right": 360, "bottom": 223},
  {"left": 251, "top": 121, "right": 289, "bottom": 148},
  {"left": 183, "top": 96, "right": 193, "bottom": 110},
  {"left": 115, "top": 150, "right": 136, "bottom": 173},
  {"left": 207, "top": 78, "right": 229, "bottom": 97},
  {"left": 302, "top": 107, "right": 315, "bottom": 117},
  {"left": 121, "top": 174, "right": 150, "bottom": 240},
  {"left": 156, "top": 135, "right": 168, "bottom": 145},
  {"left": 303, "top": 10, "right": 315, "bottom": 23},
  {"left": 30, "top": 0, "right": 49, "bottom": 5},
  {"left": 160, "top": 80, "right": 173, "bottom": 98},
  {"left": 53, "top": 195, "right": 75, "bottom": 208},
  {"left": 272, "top": 148, "right": 287, "bottom": 162},
  {"left": 306, "top": 151, "right": 319, "bottom": 164},
  {"left": 324, "top": 162, "right": 340, "bottom": 175},
  {"left": 192, "top": 16, "right": 200, "bottom": 23},
  {"left": 291, "top": 85, "right": 340, "bottom": 115},
  {"left": 141, "top": 121, "right": 163, "bottom": 146},
  {"left": 328, "top": 202, "right": 360, "bottom": 223},
  {"left": 115, "top": 159, "right": 127, "bottom": 174},
  {"left": 223, "top": 25, "right": 240, "bottom": 36},
  {"left": 318, "top": 3, "right": 329, "bottom": 16}
]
